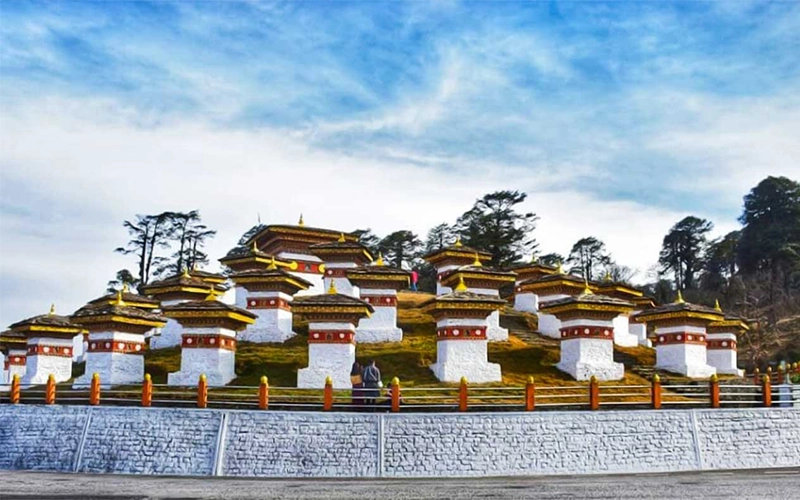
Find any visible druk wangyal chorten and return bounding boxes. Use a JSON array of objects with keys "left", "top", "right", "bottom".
[{"left": 1, "top": 215, "right": 750, "bottom": 388}]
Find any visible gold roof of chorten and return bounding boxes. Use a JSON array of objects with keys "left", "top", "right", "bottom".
[
  {"left": 422, "top": 237, "right": 492, "bottom": 265},
  {"left": 87, "top": 284, "right": 160, "bottom": 309},
  {"left": 161, "top": 296, "right": 257, "bottom": 326},
  {"left": 229, "top": 267, "right": 313, "bottom": 291},
  {"left": 72, "top": 292, "right": 167, "bottom": 328},
  {"left": 140, "top": 270, "right": 227, "bottom": 297},
  {"left": 8, "top": 305, "right": 87, "bottom": 337},
  {"left": 631, "top": 292, "right": 724, "bottom": 324}
]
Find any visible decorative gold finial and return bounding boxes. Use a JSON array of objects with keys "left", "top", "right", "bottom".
[
  {"left": 454, "top": 275, "right": 468, "bottom": 292},
  {"left": 327, "top": 280, "right": 338, "bottom": 294},
  {"left": 204, "top": 286, "right": 217, "bottom": 301},
  {"left": 582, "top": 279, "right": 593, "bottom": 295},
  {"left": 376, "top": 252, "right": 385, "bottom": 266},
  {"left": 714, "top": 299, "right": 722, "bottom": 312},
  {"left": 604, "top": 270, "right": 612, "bottom": 282},
  {"left": 181, "top": 267, "right": 190, "bottom": 278},
  {"left": 675, "top": 289, "right": 685, "bottom": 304},
  {"left": 556, "top": 261, "right": 564, "bottom": 274},
  {"left": 298, "top": 213, "right": 305, "bottom": 227},
  {"left": 251, "top": 239, "right": 258, "bottom": 253},
  {"left": 49, "top": 303, "right": 56, "bottom": 315},
  {"left": 267, "top": 256, "right": 278, "bottom": 270},
  {"left": 122, "top": 283, "right": 130, "bottom": 293},
  {"left": 338, "top": 232, "right": 346, "bottom": 243},
  {"left": 325, "top": 375, "right": 333, "bottom": 386},
  {"left": 113, "top": 289, "right": 126, "bottom": 306},
  {"left": 472, "top": 253, "right": 482, "bottom": 267},
  {"left": 454, "top": 236, "right": 462, "bottom": 247},
  {"left": 192, "top": 262, "right": 198, "bottom": 272}
]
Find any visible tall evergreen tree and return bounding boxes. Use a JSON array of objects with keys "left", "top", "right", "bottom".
[
  {"left": 701, "top": 230, "right": 741, "bottom": 291},
  {"left": 166, "top": 210, "right": 217, "bottom": 274},
  {"left": 352, "top": 228, "right": 381, "bottom": 257},
  {"left": 455, "top": 190, "right": 538, "bottom": 268},
  {"left": 538, "top": 252, "right": 564, "bottom": 267},
  {"left": 566, "top": 236, "right": 611, "bottom": 281},
  {"left": 378, "top": 230, "right": 422, "bottom": 269},
  {"left": 424, "top": 223, "right": 455, "bottom": 253},
  {"left": 106, "top": 269, "right": 140, "bottom": 293},
  {"left": 114, "top": 212, "right": 173, "bottom": 289},
  {"left": 658, "top": 216, "right": 713, "bottom": 290}
]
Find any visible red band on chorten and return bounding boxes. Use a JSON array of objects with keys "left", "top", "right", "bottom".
[
  {"left": 655, "top": 332, "right": 707, "bottom": 346},
  {"left": 246, "top": 297, "right": 291, "bottom": 310},
  {"left": 707, "top": 339, "right": 737, "bottom": 350},
  {"left": 27, "top": 344, "right": 72, "bottom": 357},
  {"left": 559, "top": 326, "right": 615, "bottom": 341},
  {"left": 436, "top": 326, "right": 486, "bottom": 340},
  {"left": 361, "top": 295, "right": 398, "bottom": 307},
  {"left": 308, "top": 330, "right": 355, "bottom": 344},
  {"left": 88, "top": 340, "right": 146, "bottom": 354},
  {"left": 181, "top": 334, "right": 237, "bottom": 351}
]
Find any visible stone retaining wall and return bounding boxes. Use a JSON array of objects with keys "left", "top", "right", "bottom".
[{"left": 1, "top": 406, "right": 798, "bottom": 478}]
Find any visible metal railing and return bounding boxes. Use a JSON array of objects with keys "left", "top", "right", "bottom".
[{"left": 2, "top": 372, "right": 797, "bottom": 413}]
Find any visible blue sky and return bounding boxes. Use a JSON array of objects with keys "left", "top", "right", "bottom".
[{"left": 1, "top": 1, "right": 799, "bottom": 324}]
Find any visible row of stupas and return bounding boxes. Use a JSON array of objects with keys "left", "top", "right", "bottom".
[{"left": 1, "top": 216, "right": 748, "bottom": 389}]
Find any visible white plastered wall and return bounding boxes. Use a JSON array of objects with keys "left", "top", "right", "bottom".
[
  {"left": 430, "top": 317, "right": 501, "bottom": 383},
  {"left": 72, "top": 331, "right": 146, "bottom": 387},
  {"left": 323, "top": 262, "right": 359, "bottom": 298},
  {"left": 513, "top": 292, "right": 538, "bottom": 313},
  {"left": 297, "top": 322, "right": 356, "bottom": 389},
  {"left": 280, "top": 252, "right": 324, "bottom": 296},
  {"left": 706, "top": 331, "right": 743, "bottom": 376},
  {"left": 612, "top": 315, "right": 639, "bottom": 347},
  {"left": 557, "top": 319, "right": 624, "bottom": 381},
  {"left": 168, "top": 327, "right": 237, "bottom": 387},
  {"left": 537, "top": 294, "right": 569, "bottom": 339},
  {"left": 629, "top": 322, "right": 651, "bottom": 347},
  {"left": 655, "top": 325, "right": 716, "bottom": 378},
  {"left": 239, "top": 291, "right": 296, "bottom": 343},
  {"left": 150, "top": 299, "right": 189, "bottom": 350},
  {"left": 356, "top": 289, "right": 402, "bottom": 343},
  {"left": 21, "top": 337, "right": 73, "bottom": 386}
]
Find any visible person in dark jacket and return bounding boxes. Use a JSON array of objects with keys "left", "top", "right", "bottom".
[
  {"left": 350, "top": 361, "right": 363, "bottom": 409},
  {"left": 361, "top": 360, "right": 381, "bottom": 409}
]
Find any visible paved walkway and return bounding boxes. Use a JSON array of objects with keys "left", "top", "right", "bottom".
[{"left": 2, "top": 468, "right": 798, "bottom": 499}]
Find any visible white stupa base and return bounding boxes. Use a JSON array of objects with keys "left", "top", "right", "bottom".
[
  {"left": 297, "top": 342, "right": 355, "bottom": 389},
  {"left": 168, "top": 347, "right": 236, "bottom": 387},
  {"left": 3, "top": 351, "right": 26, "bottom": 385},
  {"left": 707, "top": 349, "right": 743, "bottom": 376},
  {"left": 239, "top": 292, "right": 296, "bottom": 343},
  {"left": 73, "top": 352, "right": 143, "bottom": 388},
  {"left": 356, "top": 304, "right": 403, "bottom": 343},
  {"left": 537, "top": 313, "right": 562, "bottom": 339},
  {"left": 629, "top": 323, "right": 651, "bottom": 347},
  {"left": 281, "top": 252, "right": 324, "bottom": 297},
  {"left": 430, "top": 337, "right": 502, "bottom": 383},
  {"left": 239, "top": 327, "right": 297, "bottom": 343},
  {"left": 513, "top": 292, "right": 538, "bottom": 313},
  {"left": 430, "top": 359, "right": 502, "bottom": 383},
  {"left": 557, "top": 360, "right": 624, "bottom": 381},
  {"left": 72, "top": 334, "right": 87, "bottom": 363},
  {"left": 356, "top": 327, "right": 403, "bottom": 343},
  {"left": 612, "top": 316, "right": 638, "bottom": 347},
  {"left": 656, "top": 344, "right": 717, "bottom": 378},
  {"left": 486, "top": 310, "right": 508, "bottom": 342},
  {"left": 21, "top": 355, "right": 73, "bottom": 386},
  {"left": 149, "top": 319, "right": 182, "bottom": 349}
]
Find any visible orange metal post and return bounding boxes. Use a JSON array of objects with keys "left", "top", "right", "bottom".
[
  {"left": 89, "top": 373, "right": 101, "bottom": 406},
  {"left": 197, "top": 374, "right": 208, "bottom": 409},
  {"left": 766, "top": 367, "right": 773, "bottom": 384},
  {"left": 761, "top": 375, "right": 772, "bottom": 407},
  {"left": 258, "top": 376, "right": 269, "bottom": 410},
  {"left": 391, "top": 377, "right": 400, "bottom": 413},
  {"left": 459, "top": 377, "right": 468, "bottom": 412},
  {"left": 589, "top": 376, "right": 600, "bottom": 410},
  {"left": 141, "top": 373, "right": 153, "bottom": 407},
  {"left": 10, "top": 374, "right": 20, "bottom": 404},
  {"left": 323, "top": 376, "right": 333, "bottom": 411},
  {"left": 525, "top": 376, "right": 535, "bottom": 412},
  {"left": 709, "top": 374, "right": 720, "bottom": 408},
  {"left": 652, "top": 374, "right": 662, "bottom": 409},
  {"left": 45, "top": 374, "right": 56, "bottom": 405}
]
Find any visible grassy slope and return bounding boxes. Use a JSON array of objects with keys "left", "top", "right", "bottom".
[{"left": 143, "top": 291, "right": 657, "bottom": 387}]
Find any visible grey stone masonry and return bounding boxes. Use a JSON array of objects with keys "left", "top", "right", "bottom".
[
  {"left": 0, "top": 406, "right": 798, "bottom": 478},
  {"left": 382, "top": 411, "right": 698, "bottom": 477},
  {"left": 0, "top": 405, "right": 89, "bottom": 472},
  {"left": 77, "top": 407, "right": 221, "bottom": 476},
  {"left": 223, "top": 412, "right": 380, "bottom": 477},
  {"left": 695, "top": 409, "right": 800, "bottom": 470}
]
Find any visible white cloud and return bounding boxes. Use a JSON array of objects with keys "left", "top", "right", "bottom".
[{"left": 0, "top": 97, "right": 709, "bottom": 326}]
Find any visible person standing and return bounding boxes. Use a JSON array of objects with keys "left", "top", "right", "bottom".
[
  {"left": 361, "top": 359, "right": 381, "bottom": 409},
  {"left": 410, "top": 270, "right": 419, "bottom": 291},
  {"left": 350, "top": 361, "right": 363, "bottom": 409}
]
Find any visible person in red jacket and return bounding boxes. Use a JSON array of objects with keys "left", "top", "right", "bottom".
[{"left": 410, "top": 270, "right": 419, "bottom": 291}]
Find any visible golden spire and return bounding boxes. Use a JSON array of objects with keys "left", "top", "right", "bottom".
[
  {"left": 49, "top": 303, "right": 56, "bottom": 315},
  {"left": 556, "top": 261, "right": 564, "bottom": 274},
  {"left": 113, "top": 289, "right": 126, "bottom": 307},
  {"left": 251, "top": 239, "right": 258, "bottom": 253},
  {"left": 181, "top": 267, "right": 190, "bottom": 278},
  {"left": 298, "top": 213, "right": 305, "bottom": 227},
  {"left": 192, "top": 262, "right": 198, "bottom": 272},
  {"left": 327, "top": 280, "right": 338, "bottom": 295},
  {"left": 454, "top": 275, "right": 468, "bottom": 292},
  {"left": 376, "top": 252, "right": 385, "bottom": 266},
  {"left": 472, "top": 253, "right": 482, "bottom": 267},
  {"left": 582, "top": 279, "right": 594, "bottom": 295},
  {"left": 675, "top": 289, "right": 685, "bottom": 304},
  {"left": 604, "top": 270, "right": 612, "bottom": 282},
  {"left": 267, "top": 256, "right": 278, "bottom": 270},
  {"left": 338, "top": 232, "right": 346, "bottom": 243},
  {"left": 205, "top": 286, "right": 217, "bottom": 301},
  {"left": 122, "top": 283, "right": 130, "bottom": 293},
  {"left": 714, "top": 299, "right": 722, "bottom": 312},
  {"left": 454, "top": 236, "right": 462, "bottom": 247}
]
